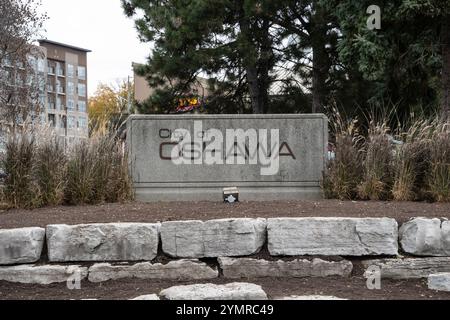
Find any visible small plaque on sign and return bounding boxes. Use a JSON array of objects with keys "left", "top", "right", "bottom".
[{"left": 223, "top": 187, "right": 239, "bottom": 203}]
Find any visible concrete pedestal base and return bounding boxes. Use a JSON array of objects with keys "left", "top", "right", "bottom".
[{"left": 135, "top": 185, "right": 324, "bottom": 202}]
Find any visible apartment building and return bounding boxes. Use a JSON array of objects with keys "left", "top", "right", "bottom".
[
  {"left": 38, "top": 40, "right": 91, "bottom": 141},
  {"left": 1, "top": 40, "right": 91, "bottom": 143}
]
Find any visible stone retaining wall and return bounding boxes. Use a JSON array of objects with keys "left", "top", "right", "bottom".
[
  {"left": 0, "top": 227, "right": 45, "bottom": 265},
  {"left": 267, "top": 218, "right": 398, "bottom": 256},
  {"left": 0, "top": 265, "right": 88, "bottom": 284},
  {"left": 46, "top": 223, "right": 160, "bottom": 262},
  {"left": 399, "top": 218, "right": 450, "bottom": 256},
  {"left": 88, "top": 260, "right": 218, "bottom": 283},
  {"left": 218, "top": 257, "right": 353, "bottom": 279},
  {"left": 361, "top": 257, "right": 450, "bottom": 279},
  {"left": 1, "top": 217, "right": 450, "bottom": 284},
  {"left": 161, "top": 219, "right": 266, "bottom": 258}
]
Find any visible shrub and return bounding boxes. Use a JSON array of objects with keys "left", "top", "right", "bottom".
[
  {"left": 64, "top": 140, "right": 95, "bottom": 205},
  {"left": 357, "top": 122, "right": 394, "bottom": 200},
  {"left": 392, "top": 142, "right": 428, "bottom": 200},
  {"left": 1, "top": 126, "right": 134, "bottom": 208},
  {"left": 323, "top": 110, "right": 364, "bottom": 200},
  {"left": 64, "top": 134, "right": 133, "bottom": 206},
  {"left": 392, "top": 120, "right": 432, "bottom": 201},
  {"left": 326, "top": 134, "right": 364, "bottom": 200},
  {"left": 90, "top": 135, "right": 114, "bottom": 203},
  {"left": 105, "top": 144, "right": 133, "bottom": 203},
  {"left": 0, "top": 188, "right": 6, "bottom": 210},
  {"left": 427, "top": 123, "right": 450, "bottom": 202},
  {"left": 324, "top": 110, "right": 450, "bottom": 202},
  {"left": 89, "top": 134, "right": 133, "bottom": 204},
  {"left": 323, "top": 108, "right": 450, "bottom": 203},
  {"left": 34, "top": 134, "right": 67, "bottom": 206},
  {"left": 2, "top": 133, "right": 41, "bottom": 208},
  {"left": 0, "top": 175, "right": 7, "bottom": 210}
]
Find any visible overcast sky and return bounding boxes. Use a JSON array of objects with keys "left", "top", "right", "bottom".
[{"left": 39, "top": 0, "right": 151, "bottom": 96}]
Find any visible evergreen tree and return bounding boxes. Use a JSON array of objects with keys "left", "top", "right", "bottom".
[
  {"left": 325, "top": 0, "right": 450, "bottom": 118},
  {"left": 123, "top": 0, "right": 449, "bottom": 119},
  {"left": 122, "top": 0, "right": 283, "bottom": 114}
]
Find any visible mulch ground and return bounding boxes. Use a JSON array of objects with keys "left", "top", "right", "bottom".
[
  {"left": 1, "top": 276, "right": 450, "bottom": 300},
  {"left": 1, "top": 200, "right": 450, "bottom": 229}
]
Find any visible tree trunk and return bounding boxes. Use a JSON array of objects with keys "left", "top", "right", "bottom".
[
  {"left": 258, "top": 18, "right": 272, "bottom": 114},
  {"left": 246, "top": 66, "right": 263, "bottom": 114},
  {"left": 311, "top": 1, "right": 328, "bottom": 114},
  {"left": 238, "top": 8, "right": 269, "bottom": 114},
  {"left": 442, "top": 15, "right": 450, "bottom": 119}
]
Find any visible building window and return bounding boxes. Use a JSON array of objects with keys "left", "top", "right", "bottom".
[
  {"left": 78, "top": 116, "right": 87, "bottom": 129},
  {"left": 56, "top": 62, "right": 64, "bottom": 76},
  {"left": 47, "top": 81, "right": 54, "bottom": 92},
  {"left": 56, "top": 79, "right": 65, "bottom": 94},
  {"left": 78, "top": 83, "right": 86, "bottom": 97},
  {"left": 67, "top": 99, "right": 75, "bottom": 111},
  {"left": 47, "top": 97, "right": 55, "bottom": 110},
  {"left": 78, "top": 100, "right": 86, "bottom": 112},
  {"left": 56, "top": 97, "right": 62, "bottom": 111},
  {"left": 67, "top": 64, "right": 75, "bottom": 78},
  {"left": 47, "top": 61, "right": 55, "bottom": 74},
  {"left": 67, "top": 81, "right": 75, "bottom": 95},
  {"left": 48, "top": 114, "right": 56, "bottom": 127},
  {"left": 37, "top": 59, "right": 46, "bottom": 73},
  {"left": 68, "top": 116, "right": 76, "bottom": 129},
  {"left": 60, "top": 115, "right": 66, "bottom": 129},
  {"left": 39, "top": 94, "right": 46, "bottom": 107},
  {"left": 77, "top": 66, "right": 86, "bottom": 80}
]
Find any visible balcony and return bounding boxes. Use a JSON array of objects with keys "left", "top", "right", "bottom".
[
  {"left": 56, "top": 68, "right": 65, "bottom": 77},
  {"left": 56, "top": 86, "right": 65, "bottom": 95}
]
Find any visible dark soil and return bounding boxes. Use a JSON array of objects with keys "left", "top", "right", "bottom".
[
  {"left": 1, "top": 276, "right": 449, "bottom": 300},
  {"left": 1, "top": 200, "right": 450, "bottom": 229}
]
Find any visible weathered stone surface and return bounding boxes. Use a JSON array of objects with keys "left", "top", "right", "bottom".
[
  {"left": 160, "top": 282, "right": 268, "bottom": 300},
  {"left": 131, "top": 294, "right": 160, "bottom": 300},
  {"left": 128, "top": 114, "right": 328, "bottom": 201},
  {"left": 218, "top": 257, "right": 352, "bottom": 279},
  {"left": 277, "top": 295, "right": 347, "bottom": 300},
  {"left": 161, "top": 219, "right": 266, "bottom": 258},
  {"left": 362, "top": 257, "right": 450, "bottom": 279},
  {"left": 267, "top": 218, "right": 398, "bottom": 256},
  {"left": 399, "top": 218, "right": 450, "bottom": 256},
  {"left": 88, "top": 260, "right": 218, "bottom": 283},
  {"left": 46, "top": 223, "right": 160, "bottom": 262},
  {"left": 0, "top": 265, "right": 88, "bottom": 284},
  {"left": 0, "top": 227, "right": 45, "bottom": 265},
  {"left": 428, "top": 273, "right": 450, "bottom": 292}
]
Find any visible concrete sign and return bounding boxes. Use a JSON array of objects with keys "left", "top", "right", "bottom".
[{"left": 127, "top": 114, "right": 328, "bottom": 201}]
